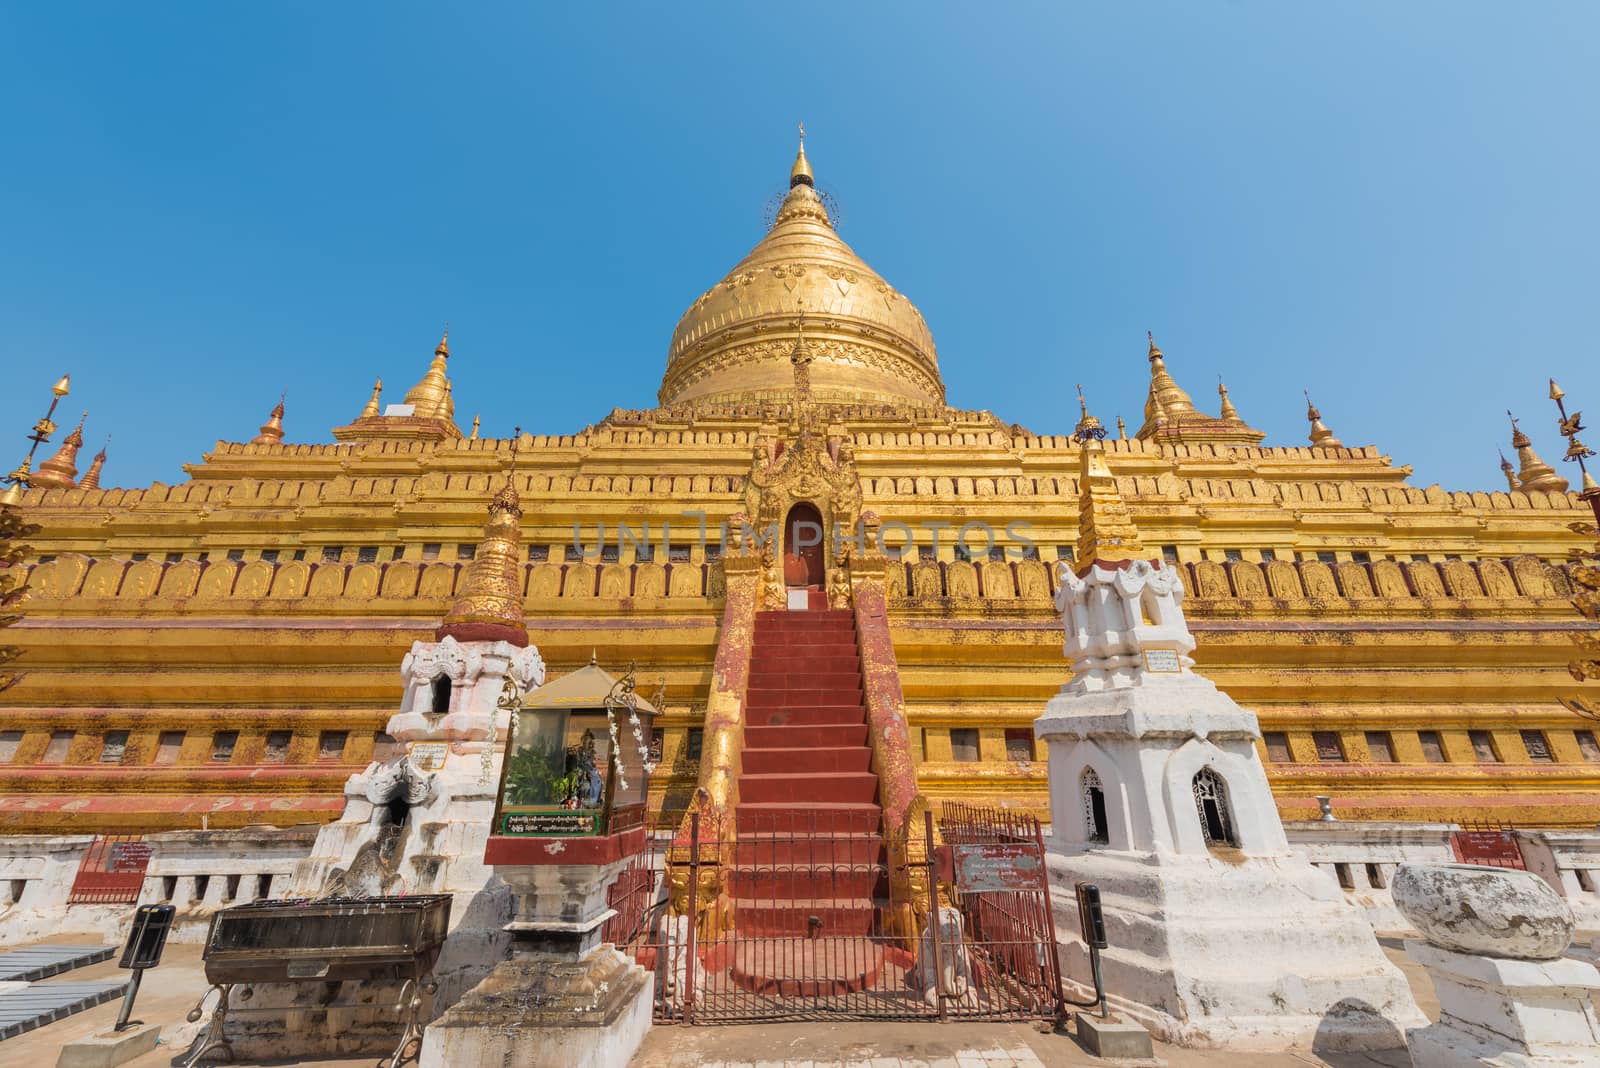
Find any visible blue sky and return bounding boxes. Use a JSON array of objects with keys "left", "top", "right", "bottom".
[{"left": 2, "top": 3, "right": 1596, "bottom": 492}]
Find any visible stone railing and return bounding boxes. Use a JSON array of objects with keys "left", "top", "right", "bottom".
[
  {"left": 1283, "top": 821, "right": 1458, "bottom": 933},
  {"left": 1515, "top": 829, "right": 1600, "bottom": 928}
]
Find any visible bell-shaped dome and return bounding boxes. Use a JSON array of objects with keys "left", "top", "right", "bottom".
[{"left": 660, "top": 142, "right": 943, "bottom": 408}]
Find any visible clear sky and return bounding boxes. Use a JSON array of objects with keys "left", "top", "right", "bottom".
[{"left": 2, "top": 3, "right": 1596, "bottom": 492}]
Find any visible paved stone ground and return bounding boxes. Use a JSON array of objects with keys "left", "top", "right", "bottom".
[{"left": 2, "top": 932, "right": 1594, "bottom": 1066}]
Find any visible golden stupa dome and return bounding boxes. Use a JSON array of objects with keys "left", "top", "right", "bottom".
[{"left": 659, "top": 139, "right": 943, "bottom": 408}]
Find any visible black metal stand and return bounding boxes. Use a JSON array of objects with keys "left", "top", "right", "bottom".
[{"left": 112, "top": 967, "right": 145, "bottom": 1032}]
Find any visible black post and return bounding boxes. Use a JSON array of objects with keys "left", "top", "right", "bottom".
[
  {"left": 114, "top": 903, "right": 176, "bottom": 1032},
  {"left": 113, "top": 968, "right": 143, "bottom": 1032}
]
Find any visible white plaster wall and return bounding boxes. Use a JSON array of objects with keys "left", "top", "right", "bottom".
[
  {"left": 1285, "top": 821, "right": 1458, "bottom": 934},
  {"left": 0, "top": 826, "right": 317, "bottom": 945}
]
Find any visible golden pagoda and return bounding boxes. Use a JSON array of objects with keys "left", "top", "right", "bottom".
[{"left": 1, "top": 138, "right": 1597, "bottom": 839}]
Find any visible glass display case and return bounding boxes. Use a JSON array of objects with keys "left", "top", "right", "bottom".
[{"left": 490, "top": 661, "right": 655, "bottom": 837}]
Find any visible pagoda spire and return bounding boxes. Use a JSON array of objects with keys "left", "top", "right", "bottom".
[
  {"left": 31, "top": 413, "right": 86, "bottom": 489},
  {"left": 1116, "top": 415, "right": 1128, "bottom": 441},
  {"left": 360, "top": 378, "right": 383, "bottom": 419},
  {"left": 790, "top": 122, "right": 814, "bottom": 188},
  {"left": 437, "top": 428, "right": 528, "bottom": 647},
  {"left": 1218, "top": 379, "right": 1241, "bottom": 422},
  {"left": 251, "top": 392, "right": 286, "bottom": 445},
  {"left": 1498, "top": 449, "right": 1521, "bottom": 492},
  {"left": 1142, "top": 333, "right": 1198, "bottom": 424},
  {"left": 403, "top": 331, "right": 453, "bottom": 419},
  {"left": 1507, "top": 411, "right": 1568, "bottom": 492},
  {"left": 1305, "top": 392, "right": 1344, "bottom": 448},
  {"left": 77, "top": 438, "right": 109, "bottom": 491},
  {"left": 1073, "top": 400, "right": 1146, "bottom": 573}
]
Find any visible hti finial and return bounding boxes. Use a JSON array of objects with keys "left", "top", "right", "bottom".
[{"left": 790, "top": 125, "right": 815, "bottom": 188}]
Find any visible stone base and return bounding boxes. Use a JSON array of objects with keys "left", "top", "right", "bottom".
[
  {"left": 1049, "top": 848, "right": 1425, "bottom": 1050},
  {"left": 420, "top": 945, "right": 653, "bottom": 1068},
  {"left": 1075, "top": 1014, "right": 1156, "bottom": 1060},
  {"left": 1404, "top": 940, "right": 1600, "bottom": 1068},
  {"left": 55, "top": 1024, "right": 161, "bottom": 1068}
]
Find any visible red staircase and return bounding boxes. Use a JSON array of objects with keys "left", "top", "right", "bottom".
[{"left": 726, "top": 609, "right": 888, "bottom": 995}]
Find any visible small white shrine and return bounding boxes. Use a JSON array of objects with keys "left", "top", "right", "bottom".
[
  {"left": 1036, "top": 426, "right": 1426, "bottom": 1050},
  {"left": 291, "top": 479, "right": 544, "bottom": 1008}
]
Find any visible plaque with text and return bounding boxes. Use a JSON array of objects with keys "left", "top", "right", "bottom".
[
  {"left": 501, "top": 811, "right": 600, "bottom": 836},
  {"left": 1143, "top": 649, "right": 1181, "bottom": 673},
  {"left": 408, "top": 741, "right": 448, "bottom": 772},
  {"left": 951, "top": 842, "right": 1044, "bottom": 893}
]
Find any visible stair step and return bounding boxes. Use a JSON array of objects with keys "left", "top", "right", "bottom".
[
  {"left": 746, "top": 654, "right": 862, "bottom": 674},
  {"left": 743, "top": 724, "right": 868, "bottom": 749},
  {"left": 726, "top": 938, "right": 886, "bottom": 996},
  {"left": 747, "top": 687, "right": 863, "bottom": 708},
  {"left": 751, "top": 641, "right": 860, "bottom": 656},
  {"left": 729, "top": 866, "right": 884, "bottom": 900},
  {"left": 742, "top": 747, "right": 871, "bottom": 774},
  {"left": 731, "top": 835, "right": 884, "bottom": 867},
  {"left": 731, "top": 898, "right": 879, "bottom": 937},
  {"left": 739, "top": 771, "right": 879, "bottom": 805},
  {"left": 755, "top": 610, "right": 854, "bottom": 623},
  {"left": 748, "top": 706, "right": 867, "bottom": 728},
  {"left": 736, "top": 802, "right": 881, "bottom": 836},
  {"left": 745, "top": 668, "right": 864, "bottom": 684}
]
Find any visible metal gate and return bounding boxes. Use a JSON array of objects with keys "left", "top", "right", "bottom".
[
  {"left": 67, "top": 835, "right": 152, "bottom": 904},
  {"left": 604, "top": 805, "right": 1062, "bottom": 1025}
]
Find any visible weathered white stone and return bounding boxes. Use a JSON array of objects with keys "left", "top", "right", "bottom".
[
  {"left": 1404, "top": 940, "right": 1600, "bottom": 1067},
  {"left": 1040, "top": 557, "right": 1425, "bottom": 1050},
  {"left": 1392, "top": 864, "right": 1574, "bottom": 961}
]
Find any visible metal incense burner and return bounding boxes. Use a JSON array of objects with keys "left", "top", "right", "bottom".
[{"left": 184, "top": 894, "right": 451, "bottom": 1068}]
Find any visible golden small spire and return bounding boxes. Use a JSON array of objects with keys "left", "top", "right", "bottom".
[
  {"left": 77, "top": 437, "right": 109, "bottom": 491},
  {"left": 360, "top": 378, "right": 383, "bottom": 419},
  {"left": 1072, "top": 384, "right": 1105, "bottom": 442},
  {"left": 1548, "top": 377, "right": 1598, "bottom": 495},
  {"left": 402, "top": 331, "right": 452, "bottom": 417},
  {"left": 437, "top": 424, "right": 528, "bottom": 648},
  {"left": 1305, "top": 391, "right": 1344, "bottom": 448},
  {"left": 1073, "top": 430, "right": 1147, "bottom": 573},
  {"left": 1498, "top": 449, "right": 1521, "bottom": 492},
  {"left": 1116, "top": 415, "right": 1128, "bottom": 441},
  {"left": 790, "top": 122, "right": 814, "bottom": 188},
  {"left": 1507, "top": 411, "right": 1568, "bottom": 492},
  {"left": 32, "top": 413, "right": 86, "bottom": 489},
  {"left": 470, "top": 414, "right": 481, "bottom": 439},
  {"left": 1218, "top": 379, "right": 1240, "bottom": 422},
  {"left": 251, "top": 392, "right": 286, "bottom": 445},
  {"left": 1141, "top": 332, "right": 1198, "bottom": 427}
]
